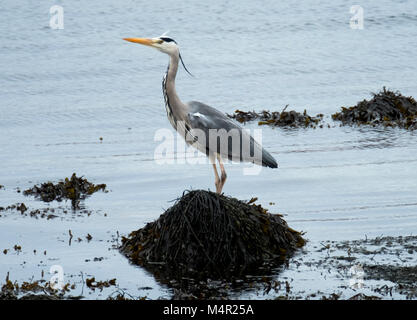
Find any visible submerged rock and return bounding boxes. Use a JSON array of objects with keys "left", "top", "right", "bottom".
[
  {"left": 120, "top": 190, "right": 305, "bottom": 282},
  {"left": 227, "top": 107, "right": 324, "bottom": 128},
  {"left": 23, "top": 173, "right": 107, "bottom": 208},
  {"left": 332, "top": 87, "right": 417, "bottom": 129}
]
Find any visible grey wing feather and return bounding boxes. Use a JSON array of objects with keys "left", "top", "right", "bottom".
[{"left": 186, "top": 101, "right": 278, "bottom": 168}]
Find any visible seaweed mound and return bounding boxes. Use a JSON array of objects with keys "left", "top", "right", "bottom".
[
  {"left": 23, "top": 173, "right": 107, "bottom": 208},
  {"left": 228, "top": 107, "right": 323, "bottom": 128},
  {"left": 120, "top": 190, "right": 305, "bottom": 281},
  {"left": 332, "top": 87, "right": 417, "bottom": 129}
]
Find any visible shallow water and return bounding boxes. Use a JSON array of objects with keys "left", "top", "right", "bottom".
[{"left": 1, "top": 0, "right": 416, "bottom": 299}]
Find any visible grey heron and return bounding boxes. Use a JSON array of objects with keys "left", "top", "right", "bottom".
[{"left": 123, "top": 35, "right": 278, "bottom": 193}]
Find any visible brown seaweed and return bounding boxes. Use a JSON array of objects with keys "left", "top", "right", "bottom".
[
  {"left": 332, "top": 87, "right": 417, "bottom": 129},
  {"left": 120, "top": 190, "right": 305, "bottom": 283},
  {"left": 227, "top": 107, "right": 324, "bottom": 128},
  {"left": 23, "top": 173, "right": 107, "bottom": 208}
]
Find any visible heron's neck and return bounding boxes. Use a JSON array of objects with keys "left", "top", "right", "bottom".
[{"left": 162, "top": 54, "right": 187, "bottom": 127}]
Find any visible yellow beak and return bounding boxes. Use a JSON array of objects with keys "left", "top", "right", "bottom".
[{"left": 123, "top": 38, "right": 156, "bottom": 46}]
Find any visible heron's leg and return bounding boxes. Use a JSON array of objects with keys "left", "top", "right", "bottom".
[
  {"left": 212, "top": 163, "right": 221, "bottom": 193},
  {"left": 217, "top": 155, "right": 227, "bottom": 193}
]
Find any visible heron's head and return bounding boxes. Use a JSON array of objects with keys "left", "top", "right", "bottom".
[
  {"left": 123, "top": 34, "right": 193, "bottom": 76},
  {"left": 123, "top": 35, "right": 179, "bottom": 56}
]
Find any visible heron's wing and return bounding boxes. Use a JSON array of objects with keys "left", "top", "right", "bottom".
[{"left": 186, "top": 101, "right": 277, "bottom": 167}]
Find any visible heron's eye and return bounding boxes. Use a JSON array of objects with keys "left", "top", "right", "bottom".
[{"left": 160, "top": 37, "right": 176, "bottom": 43}]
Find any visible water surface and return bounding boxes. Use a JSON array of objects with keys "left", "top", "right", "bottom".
[{"left": 1, "top": 0, "right": 416, "bottom": 299}]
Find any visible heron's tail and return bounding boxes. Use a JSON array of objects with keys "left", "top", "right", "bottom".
[{"left": 261, "top": 149, "right": 278, "bottom": 168}]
